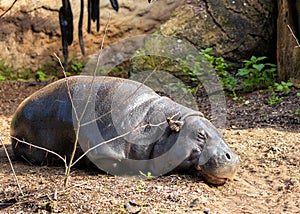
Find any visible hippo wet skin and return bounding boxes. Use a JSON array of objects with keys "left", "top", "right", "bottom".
[{"left": 10, "top": 76, "right": 240, "bottom": 185}]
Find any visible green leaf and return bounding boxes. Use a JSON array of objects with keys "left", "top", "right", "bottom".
[
  {"left": 256, "top": 56, "right": 268, "bottom": 61},
  {"left": 265, "top": 63, "right": 276, "bottom": 67},
  {"left": 277, "top": 85, "right": 283, "bottom": 90},
  {"left": 253, "top": 64, "right": 264, "bottom": 71},
  {"left": 237, "top": 68, "right": 249, "bottom": 76},
  {"left": 201, "top": 48, "right": 213, "bottom": 54},
  {"left": 36, "top": 71, "right": 46, "bottom": 81},
  {"left": 0, "top": 75, "right": 5, "bottom": 81}
]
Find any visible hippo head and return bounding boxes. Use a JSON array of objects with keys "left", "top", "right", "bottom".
[{"left": 178, "top": 114, "right": 240, "bottom": 185}]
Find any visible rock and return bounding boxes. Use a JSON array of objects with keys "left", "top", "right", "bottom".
[
  {"left": 0, "top": 0, "right": 184, "bottom": 71},
  {"left": 160, "top": 0, "right": 277, "bottom": 64}
]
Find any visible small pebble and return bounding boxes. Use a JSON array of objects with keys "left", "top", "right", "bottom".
[{"left": 190, "top": 198, "right": 199, "bottom": 207}]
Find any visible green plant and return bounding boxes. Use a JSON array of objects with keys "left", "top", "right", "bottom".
[
  {"left": 297, "top": 92, "right": 300, "bottom": 97},
  {"left": 120, "top": 203, "right": 127, "bottom": 213},
  {"left": 41, "top": 200, "right": 54, "bottom": 212},
  {"left": 135, "top": 180, "right": 147, "bottom": 193},
  {"left": 36, "top": 71, "right": 47, "bottom": 82},
  {"left": 200, "top": 48, "right": 231, "bottom": 72},
  {"left": 176, "top": 54, "right": 203, "bottom": 83},
  {"left": 0, "top": 59, "right": 33, "bottom": 81},
  {"left": 139, "top": 171, "right": 154, "bottom": 179},
  {"left": 166, "top": 82, "right": 189, "bottom": 94},
  {"left": 71, "top": 62, "right": 84, "bottom": 73},
  {"left": 175, "top": 55, "right": 204, "bottom": 96},
  {"left": 220, "top": 71, "right": 238, "bottom": 95},
  {"left": 274, "top": 81, "right": 293, "bottom": 95},
  {"left": 295, "top": 108, "right": 300, "bottom": 123},
  {"left": 0, "top": 60, "right": 16, "bottom": 80},
  {"left": 111, "top": 65, "right": 124, "bottom": 73},
  {"left": 176, "top": 48, "right": 238, "bottom": 97},
  {"left": 237, "top": 56, "right": 277, "bottom": 92},
  {"left": 266, "top": 95, "right": 283, "bottom": 105},
  {"left": 200, "top": 48, "right": 238, "bottom": 96}
]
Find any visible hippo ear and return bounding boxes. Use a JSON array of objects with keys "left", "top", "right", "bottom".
[
  {"left": 181, "top": 111, "right": 205, "bottom": 121},
  {"left": 166, "top": 117, "right": 184, "bottom": 132},
  {"left": 198, "top": 111, "right": 205, "bottom": 117}
]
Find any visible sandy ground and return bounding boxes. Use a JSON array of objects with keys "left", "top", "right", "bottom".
[{"left": 0, "top": 80, "right": 299, "bottom": 213}]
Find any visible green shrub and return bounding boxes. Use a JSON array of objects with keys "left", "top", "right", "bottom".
[
  {"left": 237, "top": 56, "right": 277, "bottom": 92},
  {"left": 71, "top": 62, "right": 84, "bottom": 73},
  {"left": 266, "top": 95, "right": 283, "bottom": 106},
  {"left": 176, "top": 48, "right": 238, "bottom": 97},
  {"left": 200, "top": 48, "right": 237, "bottom": 94},
  {"left": 274, "top": 81, "right": 293, "bottom": 95}
]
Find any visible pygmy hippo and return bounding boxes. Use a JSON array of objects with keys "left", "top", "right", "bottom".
[{"left": 10, "top": 76, "right": 240, "bottom": 185}]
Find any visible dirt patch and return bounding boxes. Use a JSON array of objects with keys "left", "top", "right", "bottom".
[{"left": 0, "top": 80, "right": 299, "bottom": 213}]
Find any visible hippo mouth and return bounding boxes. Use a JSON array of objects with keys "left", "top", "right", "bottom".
[{"left": 196, "top": 166, "right": 228, "bottom": 185}]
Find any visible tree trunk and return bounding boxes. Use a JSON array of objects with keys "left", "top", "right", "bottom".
[{"left": 277, "top": 0, "right": 300, "bottom": 87}]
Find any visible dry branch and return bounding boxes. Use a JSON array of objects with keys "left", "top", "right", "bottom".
[
  {"left": 0, "top": 136, "right": 24, "bottom": 196},
  {"left": 287, "top": 24, "right": 300, "bottom": 48},
  {"left": 10, "top": 136, "right": 67, "bottom": 169}
]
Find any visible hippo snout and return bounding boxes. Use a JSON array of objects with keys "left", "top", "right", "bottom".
[{"left": 196, "top": 140, "right": 240, "bottom": 185}]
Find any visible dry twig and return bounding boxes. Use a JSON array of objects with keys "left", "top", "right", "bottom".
[
  {"left": 60, "top": 13, "right": 112, "bottom": 186},
  {"left": 10, "top": 136, "right": 67, "bottom": 169},
  {"left": 287, "top": 24, "right": 300, "bottom": 48},
  {"left": 0, "top": 136, "right": 24, "bottom": 196}
]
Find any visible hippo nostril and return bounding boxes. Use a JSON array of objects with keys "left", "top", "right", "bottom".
[{"left": 225, "top": 153, "right": 231, "bottom": 160}]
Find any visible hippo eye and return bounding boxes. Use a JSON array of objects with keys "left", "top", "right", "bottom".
[
  {"left": 196, "top": 129, "right": 207, "bottom": 141},
  {"left": 144, "top": 124, "right": 151, "bottom": 133}
]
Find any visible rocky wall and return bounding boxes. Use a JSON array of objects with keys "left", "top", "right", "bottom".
[{"left": 0, "top": 0, "right": 184, "bottom": 71}]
